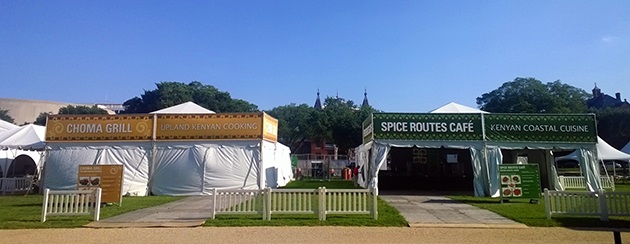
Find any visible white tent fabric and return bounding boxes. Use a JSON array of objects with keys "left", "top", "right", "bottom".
[
  {"left": 429, "top": 102, "right": 489, "bottom": 114},
  {"left": 0, "top": 124, "right": 46, "bottom": 150},
  {"left": 43, "top": 142, "right": 151, "bottom": 196},
  {"left": 555, "top": 137, "right": 630, "bottom": 162},
  {"left": 622, "top": 140, "right": 630, "bottom": 155},
  {"left": 0, "top": 149, "right": 43, "bottom": 178},
  {"left": 0, "top": 119, "right": 18, "bottom": 133},
  {"left": 149, "top": 101, "right": 216, "bottom": 114}
]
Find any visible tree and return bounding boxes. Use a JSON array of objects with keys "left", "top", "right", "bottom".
[
  {"left": 0, "top": 108, "right": 14, "bottom": 123},
  {"left": 266, "top": 104, "right": 320, "bottom": 152},
  {"left": 33, "top": 105, "right": 108, "bottom": 126},
  {"left": 476, "top": 77, "right": 589, "bottom": 113},
  {"left": 593, "top": 108, "right": 630, "bottom": 149},
  {"left": 123, "top": 81, "right": 258, "bottom": 113}
]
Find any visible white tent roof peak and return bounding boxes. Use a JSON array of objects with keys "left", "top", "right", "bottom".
[
  {"left": 430, "top": 102, "right": 489, "bottom": 114},
  {"left": 149, "top": 101, "right": 216, "bottom": 114},
  {"left": 556, "top": 136, "right": 630, "bottom": 162},
  {"left": 0, "top": 119, "right": 19, "bottom": 133},
  {"left": 0, "top": 123, "right": 46, "bottom": 149}
]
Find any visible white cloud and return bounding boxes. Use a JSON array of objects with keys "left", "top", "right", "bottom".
[{"left": 601, "top": 35, "right": 618, "bottom": 44}]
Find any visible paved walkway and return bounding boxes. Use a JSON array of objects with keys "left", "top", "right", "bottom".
[
  {"left": 380, "top": 192, "right": 527, "bottom": 229},
  {"left": 85, "top": 192, "right": 525, "bottom": 229},
  {"left": 85, "top": 196, "right": 214, "bottom": 228}
]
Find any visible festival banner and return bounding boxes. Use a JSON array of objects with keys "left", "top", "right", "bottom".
[
  {"left": 155, "top": 113, "right": 268, "bottom": 141},
  {"left": 46, "top": 115, "right": 153, "bottom": 141},
  {"left": 362, "top": 114, "right": 373, "bottom": 144},
  {"left": 262, "top": 113, "right": 278, "bottom": 142},
  {"left": 371, "top": 113, "right": 483, "bottom": 141},
  {"left": 484, "top": 114, "right": 597, "bottom": 143}
]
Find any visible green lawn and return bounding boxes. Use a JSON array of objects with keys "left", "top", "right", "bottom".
[
  {"left": 203, "top": 180, "right": 408, "bottom": 227},
  {"left": 448, "top": 183, "right": 630, "bottom": 228},
  {"left": 0, "top": 195, "right": 183, "bottom": 229}
]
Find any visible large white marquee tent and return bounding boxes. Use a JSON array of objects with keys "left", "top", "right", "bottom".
[
  {"left": 0, "top": 124, "right": 46, "bottom": 178},
  {"left": 42, "top": 102, "right": 293, "bottom": 196}
]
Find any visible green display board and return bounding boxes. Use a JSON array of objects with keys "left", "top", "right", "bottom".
[
  {"left": 290, "top": 155, "right": 298, "bottom": 167},
  {"left": 499, "top": 164, "right": 541, "bottom": 199}
]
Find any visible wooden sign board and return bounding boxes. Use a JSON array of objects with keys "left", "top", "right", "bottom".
[{"left": 78, "top": 165, "right": 124, "bottom": 205}]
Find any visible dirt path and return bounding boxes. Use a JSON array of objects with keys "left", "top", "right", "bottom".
[{"left": 1, "top": 226, "right": 627, "bottom": 244}]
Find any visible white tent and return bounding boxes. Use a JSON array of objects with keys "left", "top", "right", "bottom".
[
  {"left": 555, "top": 137, "right": 630, "bottom": 162},
  {"left": 0, "top": 119, "right": 19, "bottom": 133},
  {"left": 150, "top": 101, "right": 215, "bottom": 114},
  {"left": 0, "top": 124, "right": 46, "bottom": 178},
  {"left": 430, "top": 102, "right": 489, "bottom": 114},
  {"left": 0, "top": 124, "right": 46, "bottom": 150},
  {"left": 43, "top": 102, "right": 292, "bottom": 197}
]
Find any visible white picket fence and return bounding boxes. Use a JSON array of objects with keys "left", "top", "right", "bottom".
[
  {"left": 211, "top": 187, "right": 378, "bottom": 221},
  {"left": 544, "top": 188, "right": 630, "bottom": 221},
  {"left": 41, "top": 188, "right": 102, "bottom": 222},
  {"left": 558, "top": 176, "right": 615, "bottom": 191},
  {"left": 0, "top": 177, "right": 34, "bottom": 195}
]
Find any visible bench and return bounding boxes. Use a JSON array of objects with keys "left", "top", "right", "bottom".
[
  {"left": 558, "top": 176, "right": 615, "bottom": 191},
  {"left": 41, "top": 188, "right": 102, "bottom": 222}
]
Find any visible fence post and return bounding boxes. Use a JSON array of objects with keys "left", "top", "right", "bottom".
[
  {"left": 41, "top": 188, "right": 50, "bottom": 222},
  {"left": 372, "top": 186, "right": 378, "bottom": 220},
  {"left": 265, "top": 188, "right": 271, "bottom": 220},
  {"left": 318, "top": 187, "right": 326, "bottom": 221},
  {"left": 211, "top": 188, "right": 217, "bottom": 219},
  {"left": 598, "top": 189, "right": 609, "bottom": 221},
  {"left": 94, "top": 188, "right": 102, "bottom": 221},
  {"left": 544, "top": 188, "right": 551, "bottom": 220}
]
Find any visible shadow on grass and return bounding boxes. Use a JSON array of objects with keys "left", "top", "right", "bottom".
[{"left": 552, "top": 217, "right": 630, "bottom": 231}]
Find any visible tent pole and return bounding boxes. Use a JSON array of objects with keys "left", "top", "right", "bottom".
[{"left": 147, "top": 114, "right": 157, "bottom": 195}]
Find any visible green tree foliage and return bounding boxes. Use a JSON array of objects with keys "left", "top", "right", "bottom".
[
  {"left": 123, "top": 81, "right": 258, "bottom": 113},
  {"left": 266, "top": 104, "right": 321, "bottom": 152},
  {"left": 33, "top": 105, "right": 108, "bottom": 126},
  {"left": 0, "top": 108, "right": 15, "bottom": 123},
  {"left": 592, "top": 108, "right": 630, "bottom": 149},
  {"left": 267, "top": 97, "right": 379, "bottom": 154},
  {"left": 476, "top": 77, "right": 589, "bottom": 113}
]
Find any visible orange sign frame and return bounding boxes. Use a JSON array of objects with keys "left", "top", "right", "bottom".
[{"left": 46, "top": 115, "right": 152, "bottom": 141}]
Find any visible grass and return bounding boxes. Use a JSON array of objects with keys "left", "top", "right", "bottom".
[
  {"left": 448, "top": 183, "right": 630, "bottom": 229},
  {"left": 0, "top": 194, "right": 183, "bottom": 229},
  {"left": 203, "top": 180, "right": 408, "bottom": 227}
]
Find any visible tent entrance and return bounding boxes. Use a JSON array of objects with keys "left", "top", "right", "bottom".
[
  {"left": 378, "top": 147, "right": 474, "bottom": 191},
  {"left": 6, "top": 154, "right": 37, "bottom": 178}
]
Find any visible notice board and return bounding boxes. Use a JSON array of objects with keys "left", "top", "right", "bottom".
[
  {"left": 78, "top": 165, "right": 123, "bottom": 204},
  {"left": 499, "top": 164, "right": 541, "bottom": 199}
]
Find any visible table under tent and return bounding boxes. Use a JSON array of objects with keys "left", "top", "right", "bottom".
[
  {"left": 41, "top": 102, "right": 293, "bottom": 196},
  {"left": 356, "top": 112, "right": 602, "bottom": 197}
]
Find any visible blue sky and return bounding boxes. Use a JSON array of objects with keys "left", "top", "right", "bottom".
[{"left": 1, "top": 1, "right": 629, "bottom": 112}]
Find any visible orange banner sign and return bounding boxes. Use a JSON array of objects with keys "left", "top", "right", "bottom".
[
  {"left": 46, "top": 115, "right": 152, "bottom": 141},
  {"left": 78, "top": 165, "right": 123, "bottom": 204},
  {"left": 155, "top": 113, "right": 272, "bottom": 141}
]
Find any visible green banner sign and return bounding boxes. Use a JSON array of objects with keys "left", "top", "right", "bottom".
[
  {"left": 499, "top": 164, "right": 541, "bottom": 199},
  {"left": 372, "top": 113, "right": 483, "bottom": 141},
  {"left": 484, "top": 114, "right": 597, "bottom": 143}
]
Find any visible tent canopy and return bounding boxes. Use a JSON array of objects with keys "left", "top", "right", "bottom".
[
  {"left": 429, "top": 102, "right": 489, "bottom": 114},
  {"left": 555, "top": 137, "right": 630, "bottom": 162},
  {"left": 0, "top": 124, "right": 46, "bottom": 149},
  {"left": 0, "top": 119, "right": 19, "bottom": 133},
  {"left": 150, "top": 101, "right": 216, "bottom": 114}
]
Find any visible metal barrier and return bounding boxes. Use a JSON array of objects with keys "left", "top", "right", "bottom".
[
  {"left": 544, "top": 188, "right": 630, "bottom": 221},
  {"left": 41, "top": 188, "right": 102, "bottom": 222},
  {"left": 210, "top": 187, "right": 378, "bottom": 221},
  {"left": 558, "top": 176, "right": 615, "bottom": 191}
]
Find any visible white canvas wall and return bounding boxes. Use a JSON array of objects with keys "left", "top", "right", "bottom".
[{"left": 43, "top": 142, "right": 151, "bottom": 196}]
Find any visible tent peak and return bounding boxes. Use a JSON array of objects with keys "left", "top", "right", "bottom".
[
  {"left": 430, "top": 102, "right": 489, "bottom": 114},
  {"left": 149, "top": 101, "right": 216, "bottom": 114}
]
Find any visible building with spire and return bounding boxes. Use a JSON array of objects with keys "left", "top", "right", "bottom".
[
  {"left": 587, "top": 84, "right": 630, "bottom": 109},
  {"left": 361, "top": 89, "right": 370, "bottom": 108},
  {"left": 314, "top": 89, "right": 322, "bottom": 110}
]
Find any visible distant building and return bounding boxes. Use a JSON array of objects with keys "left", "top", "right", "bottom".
[
  {"left": 0, "top": 98, "right": 124, "bottom": 125},
  {"left": 587, "top": 84, "right": 630, "bottom": 109}
]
